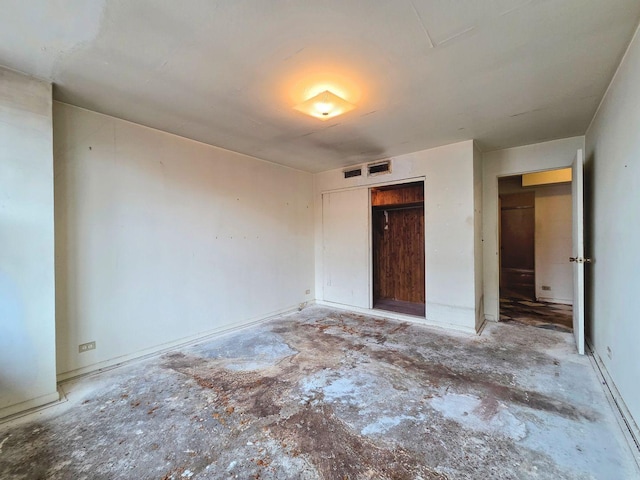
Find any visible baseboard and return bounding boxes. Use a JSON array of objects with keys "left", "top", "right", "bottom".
[
  {"left": 537, "top": 296, "right": 573, "bottom": 305},
  {"left": 0, "top": 390, "right": 61, "bottom": 422},
  {"left": 56, "top": 304, "right": 302, "bottom": 383},
  {"left": 476, "top": 318, "right": 488, "bottom": 335},
  {"left": 587, "top": 338, "right": 640, "bottom": 465},
  {"left": 315, "top": 300, "right": 478, "bottom": 335}
]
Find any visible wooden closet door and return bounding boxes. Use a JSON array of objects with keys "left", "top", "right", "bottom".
[{"left": 373, "top": 206, "right": 425, "bottom": 303}]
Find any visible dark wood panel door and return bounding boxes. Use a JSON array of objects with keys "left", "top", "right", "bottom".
[
  {"left": 500, "top": 192, "right": 535, "bottom": 299},
  {"left": 373, "top": 206, "right": 425, "bottom": 303}
]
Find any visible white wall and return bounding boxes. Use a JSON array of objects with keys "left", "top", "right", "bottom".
[
  {"left": 535, "top": 184, "right": 573, "bottom": 303},
  {"left": 585, "top": 24, "right": 640, "bottom": 430},
  {"left": 498, "top": 177, "right": 573, "bottom": 303},
  {"left": 314, "top": 140, "right": 481, "bottom": 332},
  {"left": 0, "top": 67, "right": 58, "bottom": 417},
  {"left": 54, "top": 102, "right": 315, "bottom": 378},
  {"left": 482, "top": 136, "right": 584, "bottom": 322}
]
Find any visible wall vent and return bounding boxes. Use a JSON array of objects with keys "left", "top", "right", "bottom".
[
  {"left": 367, "top": 160, "right": 391, "bottom": 176},
  {"left": 343, "top": 167, "right": 362, "bottom": 179}
]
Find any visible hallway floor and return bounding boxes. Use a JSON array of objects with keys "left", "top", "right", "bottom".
[
  {"left": 0, "top": 307, "right": 637, "bottom": 479},
  {"left": 500, "top": 297, "right": 574, "bottom": 333}
]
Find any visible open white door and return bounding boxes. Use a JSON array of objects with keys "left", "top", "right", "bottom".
[{"left": 571, "top": 149, "right": 586, "bottom": 355}]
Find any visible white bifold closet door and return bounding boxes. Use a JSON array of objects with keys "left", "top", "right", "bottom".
[{"left": 322, "top": 188, "right": 370, "bottom": 308}]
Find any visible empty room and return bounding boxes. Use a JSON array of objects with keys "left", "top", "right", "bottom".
[{"left": 1, "top": 1, "right": 639, "bottom": 479}]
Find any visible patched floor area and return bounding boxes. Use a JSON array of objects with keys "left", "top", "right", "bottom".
[{"left": 0, "top": 306, "right": 637, "bottom": 479}]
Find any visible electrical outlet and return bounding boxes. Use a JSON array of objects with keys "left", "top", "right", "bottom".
[
  {"left": 79, "top": 341, "right": 96, "bottom": 353},
  {"left": 541, "top": 285, "right": 551, "bottom": 291},
  {"left": 305, "top": 289, "right": 311, "bottom": 295}
]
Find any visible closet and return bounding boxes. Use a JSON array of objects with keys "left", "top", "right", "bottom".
[{"left": 371, "top": 182, "right": 425, "bottom": 316}]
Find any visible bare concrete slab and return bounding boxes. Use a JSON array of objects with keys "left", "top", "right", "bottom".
[{"left": 1, "top": 306, "right": 638, "bottom": 479}]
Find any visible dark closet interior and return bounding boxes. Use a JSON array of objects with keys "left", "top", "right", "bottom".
[
  {"left": 499, "top": 191, "right": 535, "bottom": 299},
  {"left": 372, "top": 181, "right": 425, "bottom": 316}
]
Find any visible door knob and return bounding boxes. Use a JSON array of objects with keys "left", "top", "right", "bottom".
[{"left": 569, "top": 257, "right": 592, "bottom": 264}]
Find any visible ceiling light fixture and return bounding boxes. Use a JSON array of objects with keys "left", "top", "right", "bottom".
[{"left": 294, "top": 89, "right": 356, "bottom": 121}]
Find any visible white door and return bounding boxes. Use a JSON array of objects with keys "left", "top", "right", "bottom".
[
  {"left": 322, "top": 189, "right": 370, "bottom": 308},
  {"left": 571, "top": 149, "right": 586, "bottom": 355}
]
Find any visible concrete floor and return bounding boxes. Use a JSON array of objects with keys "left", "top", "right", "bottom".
[{"left": 1, "top": 306, "right": 638, "bottom": 479}]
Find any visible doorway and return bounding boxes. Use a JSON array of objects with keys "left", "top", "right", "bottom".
[
  {"left": 498, "top": 173, "right": 573, "bottom": 332},
  {"left": 371, "top": 181, "right": 425, "bottom": 317}
]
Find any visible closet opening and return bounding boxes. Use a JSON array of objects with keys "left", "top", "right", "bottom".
[{"left": 371, "top": 181, "right": 425, "bottom": 317}]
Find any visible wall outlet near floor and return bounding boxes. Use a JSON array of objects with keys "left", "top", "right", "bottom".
[
  {"left": 305, "top": 289, "right": 311, "bottom": 295},
  {"left": 79, "top": 341, "right": 96, "bottom": 353},
  {"left": 541, "top": 285, "right": 551, "bottom": 291}
]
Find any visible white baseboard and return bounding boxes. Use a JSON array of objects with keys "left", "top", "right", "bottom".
[
  {"left": 0, "top": 391, "right": 61, "bottom": 422},
  {"left": 587, "top": 338, "right": 640, "bottom": 466},
  {"left": 315, "top": 300, "right": 478, "bottom": 335},
  {"left": 537, "top": 296, "right": 573, "bottom": 305},
  {"left": 56, "top": 304, "right": 302, "bottom": 383}
]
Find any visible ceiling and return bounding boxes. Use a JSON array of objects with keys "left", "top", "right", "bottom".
[{"left": 2, "top": 1, "right": 639, "bottom": 173}]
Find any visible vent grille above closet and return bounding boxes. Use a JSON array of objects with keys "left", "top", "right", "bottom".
[
  {"left": 367, "top": 160, "right": 391, "bottom": 176},
  {"left": 343, "top": 167, "right": 362, "bottom": 179}
]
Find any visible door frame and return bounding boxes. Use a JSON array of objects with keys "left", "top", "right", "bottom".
[
  {"left": 370, "top": 181, "right": 426, "bottom": 312},
  {"left": 366, "top": 177, "right": 427, "bottom": 313},
  {"left": 491, "top": 166, "right": 578, "bottom": 338}
]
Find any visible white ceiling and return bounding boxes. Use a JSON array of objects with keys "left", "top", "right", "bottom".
[{"left": 2, "top": 0, "right": 639, "bottom": 172}]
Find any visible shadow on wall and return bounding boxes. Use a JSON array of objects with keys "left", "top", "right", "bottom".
[{"left": 583, "top": 151, "right": 595, "bottom": 343}]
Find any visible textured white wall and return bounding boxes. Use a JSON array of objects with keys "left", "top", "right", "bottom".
[
  {"left": 482, "top": 136, "right": 584, "bottom": 322},
  {"left": 54, "top": 102, "right": 315, "bottom": 378},
  {"left": 585, "top": 24, "right": 640, "bottom": 429},
  {"left": 0, "top": 67, "right": 58, "bottom": 417},
  {"left": 314, "top": 141, "right": 481, "bottom": 332}
]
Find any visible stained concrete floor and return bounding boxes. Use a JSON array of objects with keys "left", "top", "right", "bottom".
[
  {"left": 500, "top": 298, "right": 574, "bottom": 333},
  {"left": 1, "top": 307, "right": 638, "bottom": 480}
]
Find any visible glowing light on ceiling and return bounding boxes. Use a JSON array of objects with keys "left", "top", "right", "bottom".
[{"left": 294, "top": 89, "right": 356, "bottom": 120}]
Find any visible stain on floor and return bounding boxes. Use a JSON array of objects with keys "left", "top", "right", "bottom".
[
  {"left": 0, "top": 306, "right": 637, "bottom": 479},
  {"left": 500, "top": 297, "right": 573, "bottom": 332}
]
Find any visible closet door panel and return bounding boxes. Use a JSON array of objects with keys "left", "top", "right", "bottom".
[{"left": 322, "top": 189, "right": 369, "bottom": 308}]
